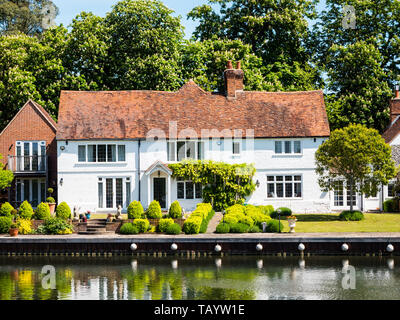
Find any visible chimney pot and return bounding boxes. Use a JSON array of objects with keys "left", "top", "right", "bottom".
[
  {"left": 396, "top": 85, "right": 399, "bottom": 99},
  {"left": 224, "top": 60, "right": 244, "bottom": 98},
  {"left": 236, "top": 61, "right": 241, "bottom": 69},
  {"left": 227, "top": 60, "right": 233, "bottom": 69}
]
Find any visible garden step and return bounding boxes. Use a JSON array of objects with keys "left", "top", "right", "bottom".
[
  {"left": 78, "top": 230, "right": 110, "bottom": 235},
  {"left": 86, "top": 227, "right": 107, "bottom": 232}
]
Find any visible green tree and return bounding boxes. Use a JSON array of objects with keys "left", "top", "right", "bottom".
[
  {"left": 188, "top": 0, "right": 321, "bottom": 90},
  {"left": 326, "top": 41, "right": 392, "bottom": 132},
  {"left": 104, "top": 0, "right": 184, "bottom": 90},
  {"left": 315, "top": 124, "right": 397, "bottom": 212},
  {"left": 0, "top": 154, "right": 13, "bottom": 191},
  {"left": 0, "top": 0, "right": 58, "bottom": 35}
]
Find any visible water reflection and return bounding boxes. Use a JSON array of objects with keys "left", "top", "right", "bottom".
[{"left": 0, "top": 256, "right": 399, "bottom": 300}]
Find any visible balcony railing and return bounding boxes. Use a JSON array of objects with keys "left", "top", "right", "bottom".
[{"left": 8, "top": 155, "right": 47, "bottom": 173}]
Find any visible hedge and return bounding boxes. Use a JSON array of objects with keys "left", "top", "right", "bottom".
[
  {"left": 265, "top": 220, "right": 284, "bottom": 233},
  {"left": 183, "top": 203, "right": 213, "bottom": 235},
  {"left": 166, "top": 223, "right": 181, "bottom": 235},
  {"left": 383, "top": 199, "right": 399, "bottom": 212},
  {"left": 120, "top": 223, "right": 139, "bottom": 235},
  {"left": 270, "top": 207, "right": 292, "bottom": 219},
  {"left": 230, "top": 223, "right": 250, "bottom": 233},
  {"left": 339, "top": 210, "right": 364, "bottom": 221},
  {"left": 215, "top": 222, "right": 230, "bottom": 234}
]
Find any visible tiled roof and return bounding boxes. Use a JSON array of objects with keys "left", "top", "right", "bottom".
[
  {"left": 56, "top": 80, "right": 330, "bottom": 140},
  {"left": 383, "top": 117, "right": 400, "bottom": 144}
]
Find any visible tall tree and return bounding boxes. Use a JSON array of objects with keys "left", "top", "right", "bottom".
[
  {"left": 315, "top": 124, "right": 397, "bottom": 212},
  {"left": 0, "top": 0, "right": 58, "bottom": 35},
  {"left": 188, "top": 0, "right": 321, "bottom": 90}
]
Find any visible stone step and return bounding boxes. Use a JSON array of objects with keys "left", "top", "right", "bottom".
[
  {"left": 87, "top": 227, "right": 107, "bottom": 232},
  {"left": 86, "top": 224, "right": 107, "bottom": 228},
  {"left": 78, "top": 230, "right": 109, "bottom": 235}
]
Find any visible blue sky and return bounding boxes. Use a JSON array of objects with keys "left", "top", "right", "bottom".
[{"left": 53, "top": 0, "right": 327, "bottom": 39}]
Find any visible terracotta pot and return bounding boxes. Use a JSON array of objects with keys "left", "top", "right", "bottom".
[
  {"left": 9, "top": 228, "right": 18, "bottom": 237},
  {"left": 48, "top": 203, "right": 56, "bottom": 215}
]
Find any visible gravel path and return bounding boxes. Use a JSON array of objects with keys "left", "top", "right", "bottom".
[{"left": 206, "top": 212, "right": 223, "bottom": 234}]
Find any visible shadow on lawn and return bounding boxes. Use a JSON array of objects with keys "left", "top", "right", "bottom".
[{"left": 294, "top": 214, "right": 341, "bottom": 222}]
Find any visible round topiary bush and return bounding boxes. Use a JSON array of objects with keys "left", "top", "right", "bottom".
[
  {"left": 270, "top": 207, "right": 292, "bottom": 219},
  {"left": 158, "top": 218, "right": 174, "bottom": 233},
  {"left": 339, "top": 210, "right": 364, "bottom": 221},
  {"left": 55, "top": 202, "right": 71, "bottom": 220},
  {"left": 0, "top": 216, "right": 12, "bottom": 233},
  {"left": 46, "top": 197, "right": 56, "bottom": 203},
  {"left": 19, "top": 201, "right": 34, "bottom": 220},
  {"left": 0, "top": 202, "right": 14, "bottom": 217},
  {"left": 127, "top": 201, "right": 144, "bottom": 219},
  {"left": 215, "top": 222, "right": 231, "bottom": 234},
  {"left": 166, "top": 223, "right": 182, "bottom": 235},
  {"left": 265, "top": 220, "right": 284, "bottom": 233},
  {"left": 132, "top": 219, "right": 150, "bottom": 233},
  {"left": 146, "top": 200, "right": 162, "bottom": 219},
  {"left": 119, "top": 223, "right": 139, "bottom": 235},
  {"left": 239, "top": 216, "right": 254, "bottom": 227},
  {"left": 230, "top": 223, "right": 250, "bottom": 233},
  {"left": 169, "top": 201, "right": 182, "bottom": 218},
  {"left": 34, "top": 202, "right": 51, "bottom": 220},
  {"left": 223, "top": 214, "right": 239, "bottom": 225}
]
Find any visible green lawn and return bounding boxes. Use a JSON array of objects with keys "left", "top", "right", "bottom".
[{"left": 281, "top": 213, "right": 400, "bottom": 233}]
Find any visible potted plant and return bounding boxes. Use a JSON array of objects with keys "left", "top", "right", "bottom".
[
  {"left": 9, "top": 222, "right": 19, "bottom": 237},
  {"left": 287, "top": 215, "right": 297, "bottom": 233},
  {"left": 46, "top": 188, "right": 56, "bottom": 216},
  {"left": 85, "top": 210, "right": 91, "bottom": 220}
]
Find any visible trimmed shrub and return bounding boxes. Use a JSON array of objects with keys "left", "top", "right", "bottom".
[
  {"left": 383, "top": 199, "right": 398, "bottom": 212},
  {"left": 239, "top": 215, "right": 254, "bottom": 227},
  {"left": 166, "top": 223, "right": 182, "bottom": 235},
  {"left": 46, "top": 197, "right": 56, "bottom": 203},
  {"left": 146, "top": 200, "right": 162, "bottom": 219},
  {"left": 256, "top": 205, "right": 274, "bottom": 215},
  {"left": 169, "top": 201, "right": 182, "bottom": 218},
  {"left": 132, "top": 219, "right": 150, "bottom": 233},
  {"left": 248, "top": 225, "right": 261, "bottom": 233},
  {"left": 226, "top": 204, "right": 246, "bottom": 216},
  {"left": 270, "top": 207, "right": 292, "bottom": 219},
  {"left": 265, "top": 220, "right": 284, "bottom": 233},
  {"left": 17, "top": 219, "right": 32, "bottom": 235},
  {"left": 119, "top": 223, "right": 139, "bottom": 235},
  {"left": 183, "top": 217, "right": 202, "bottom": 234},
  {"left": 47, "top": 188, "right": 54, "bottom": 195},
  {"left": 200, "top": 210, "right": 215, "bottom": 233},
  {"left": 127, "top": 201, "right": 144, "bottom": 219},
  {"left": 230, "top": 223, "right": 250, "bottom": 233},
  {"left": 215, "top": 223, "right": 230, "bottom": 234},
  {"left": 0, "top": 202, "right": 14, "bottom": 217},
  {"left": 158, "top": 218, "right": 174, "bottom": 233},
  {"left": 34, "top": 202, "right": 51, "bottom": 220},
  {"left": 55, "top": 202, "right": 71, "bottom": 220},
  {"left": 223, "top": 214, "right": 239, "bottom": 225},
  {"left": 339, "top": 210, "right": 364, "bottom": 221},
  {"left": 0, "top": 216, "right": 12, "bottom": 233},
  {"left": 41, "top": 218, "right": 74, "bottom": 235},
  {"left": 19, "top": 201, "right": 34, "bottom": 220}
]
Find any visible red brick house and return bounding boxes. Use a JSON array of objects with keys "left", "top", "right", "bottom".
[{"left": 0, "top": 100, "right": 57, "bottom": 207}]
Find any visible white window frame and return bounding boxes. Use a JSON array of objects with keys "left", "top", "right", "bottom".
[
  {"left": 176, "top": 178, "right": 203, "bottom": 200},
  {"left": 232, "top": 140, "right": 241, "bottom": 157},
  {"left": 15, "top": 178, "right": 46, "bottom": 208},
  {"left": 332, "top": 180, "right": 357, "bottom": 208},
  {"left": 266, "top": 174, "right": 303, "bottom": 199},
  {"left": 78, "top": 144, "right": 127, "bottom": 163},
  {"left": 97, "top": 176, "right": 131, "bottom": 209},
  {"left": 167, "top": 140, "right": 204, "bottom": 162},
  {"left": 274, "top": 140, "right": 302, "bottom": 155}
]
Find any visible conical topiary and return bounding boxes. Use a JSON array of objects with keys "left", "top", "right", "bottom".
[
  {"left": 146, "top": 200, "right": 162, "bottom": 219},
  {"left": 127, "top": 201, "right": 144, "bottom": 219},
  {"left": 55, "top": 202, "right": 71, "bottom": 220},
  {"left": 19, "top": 201, "right": 34, "bottom": 220},
  {"left": 168, "top": 201, "right": 182, "bottom": 218},
  {"left": 35, "top": 202, "right": 51, "bottom": 220}
]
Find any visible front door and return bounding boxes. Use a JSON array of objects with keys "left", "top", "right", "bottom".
[{"left": 153, "top": 178, "right": 166, "bottom": 209}]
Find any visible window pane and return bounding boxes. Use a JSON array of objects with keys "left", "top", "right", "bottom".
[
  {"left": 285, "top": 182, "right": 293, "bottom": 198},
  {"left": 98, "top": 145, "right": 107, "bottom": 162},
  {"left": 276, "top": 176, "right": 283, "bottom": 182},
  {"left": 334, "top": 181, "right": 344, "bottom": 206},
  {"left": 285, "top": 176, "right": 292, "bottom": 181},
  {"left": 294, "top": 175, "right": 302, "bottom": 181},
  {"left": 32, "top": 180, "right": 38, "bottom": 207},
  {"left": 168, "top": 142, "right": 176, "bottom": 161},
  {"left": 388, "top": 184, "right": 394, "bottom": 197},
  {"left": 177, "top": 142, "right": 185, "bottom": 161},
  {"left": 78, "top": 146, "right": 86, "bottom": 162},
  {"left": 195, "top": 183, "right": 202, "bottom": 199},
  {"left": 118, "top": 145, "right": 126, "bottom": 161},
  {"left": 40, "top": 182, "right": 46, "bottom": 203},
  {"left": 177, "top": 182, "right": 185, "bottom": 199},
  {"left": 16, "top": 181, "right": 21, "bottom": 202},
  {"left": 346, "top": 187, "right": 356, "bottom": 206},
  {"left": 285, "top": 141, "right": 292, "bottom": 154},
  {"left": 24, "top": 179, "right": 30, "bottom": 202},
  {"left": 197, "top": 142, "right": 204, "bottom": 160},
  {"left": 98, "top": 182, "right": 103, "bottom": 208},
  {"left": 187, "top": 141, "right": 196, "bottom": 159},
  {"left": 267, "top": 176, "right": 274, "bottom": 182},
  {"left": 106, "top": 179, "right": 113, "bottom": 208},
  {"left": 116, "top": 178, "right": 123, "bottom": 207},
  {"left": 107, "top": 145, "right": 116, "bottom": 162},
  {"left": 126, "top": 182, "right": 131, "bottom": 206},
  {"left": 233, "top": 142, "right": 240, "bottom": 154},
  {"left": 267, "top": 183, "right": 275, "bottom": 198},
  {"left": 294, "top": 141, "right": 301, "bottom": 153},
  {"left": 88, "top": 145, "right": 97, "bottom": 162},
  {"left": 32, "top": 143, "right": 38, "bottom": 171},
  {"left": 275, "top": 141, "right": 282, "bottom": 154},
  {"left": 276, "top": 183, "right": 284, "bottom": 198},
  {"left": 294, "top": 183, "right": 302, "bottom": 197},
  {"left": 186, "top": 182, "right": 194, "bottom": 199},
  {"left": 24, "top": 143, "right": 30, "bottom": 170}
]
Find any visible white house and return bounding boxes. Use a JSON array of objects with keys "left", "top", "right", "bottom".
[{"left": 56, "top": 61, "right": 336, "bottom": 213}]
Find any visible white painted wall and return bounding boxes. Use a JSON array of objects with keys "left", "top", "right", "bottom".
[{"left": 57, "top": 137, "right": 333, "bottom": 213}]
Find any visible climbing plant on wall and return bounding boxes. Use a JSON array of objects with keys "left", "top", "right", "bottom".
[{"left": 168, "top": 160, "right": 256, "bottom": 211}]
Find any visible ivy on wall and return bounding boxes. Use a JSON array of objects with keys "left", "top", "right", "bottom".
[{"left": 168, "top": 160, "right": 256, "bottom": 211}]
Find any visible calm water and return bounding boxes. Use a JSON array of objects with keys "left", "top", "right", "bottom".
[{"left": 0, "top": 255, "right": 399, "bottom": 300}]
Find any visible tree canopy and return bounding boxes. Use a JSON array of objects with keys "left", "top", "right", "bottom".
[{"left": 0, "top": 154, "right": 13, "bottom": 190}]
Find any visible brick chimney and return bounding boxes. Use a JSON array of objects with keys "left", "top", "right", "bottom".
[
  {"left": 224, "top": 60, "right": 244, "bottom": 98},
  {"left": 390, "top": 85, "right": 400, "bottom": 123}
]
